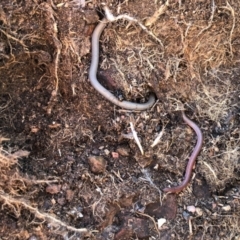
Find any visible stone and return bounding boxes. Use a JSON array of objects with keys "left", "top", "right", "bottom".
[
  {"left": 111, "top": 152, "right": 119, "bottom": 158},
  {"left": 116, "top": 146, "right": 130, "bottom": 156},
  {"left": 187, "top": 205, "right": 196, "bottom": 213},
  {"left": 66, "top": 189, "right": 74, "bottom": 202},
  {"left": 46, "top": 184, "right": 61, "bottom": 194},
  {"left": 88, "top": 155, "right": 107, "bottom": 173},
  {"left": 157, "top": 218, "right": 166, "bottom": 229}
]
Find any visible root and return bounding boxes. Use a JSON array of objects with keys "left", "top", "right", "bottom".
[
  {"left": 0, "top": 192, "right": 89, "bottom": 234},
  {"left": 202, "top": 161, "right": 217, "bottom": 179},
  {"left": 220, "top": 2, "right": 235, "bottom": 58},
  {"left": 197, "top": 0, "right": 216, "bottom": 37},
  {"left": 0, "top": 28, "right": 28, "bottom": 49},
  {"left": 103, "top": 5, "right": 163, "bottom": 47},
  {"left": 40, "top": 2, "right": 62, "bottom": 93},
  {"left": 136, "top": 211, "right": 160, "bottom": 236},
  {"left": 54, "top": 43, "right": 62, "bottom": 93},
  {"left": 0, "top": 141, "right": 92, "bottom": 236}
]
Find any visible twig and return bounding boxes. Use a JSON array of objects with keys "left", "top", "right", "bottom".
[
  {"left": 150, "top": 99, "right": 159, "bottom": 111},
  {"left": 151, "top": 123, "right": 166, "bottom": 148},
  {"left": 0, "top": 137, "right": 10, "bottom": 143},
  {"left": 130, "top": 122, "right": 144, "bottom": 155},
  {"left": 189, "top": 217, "right": 193, "bottom": 235}
]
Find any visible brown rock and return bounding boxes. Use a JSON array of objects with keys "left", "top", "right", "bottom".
[
  {"left": 88, "top": 155, "right": 107, "bottom": 173},
  {"left": 46, "top": 184, "right": 61, "bottom": 194},
  {"left": 116, "top": 146, "right": 130, "bottom": 157},
  {"left": 31, "top": 126, "right": 39, "bottom": 133},
  {"left": 66, "top": 189, "right": 74, "bottom": 202},
  {"left": 111, "top": 152, "right": 119, "bottom": 158}
]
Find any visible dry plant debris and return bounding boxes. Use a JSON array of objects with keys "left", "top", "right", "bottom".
[
  {"left": 0, "top": 0, "right": 240, "bottom": 239},
  {"left": 0, "top": 144, "right": 90, "bottom": 238}
]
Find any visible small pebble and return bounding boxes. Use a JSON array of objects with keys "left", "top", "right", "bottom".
[
  {"left": 117, "top": 146, "right": 130, "bottom": 156},
  {"left": 153, "top": 164, "right": 159, "bottom": 170},
  {"left": 147, "top": 129, "right": 153, "bottom": 134},
  {"left": 68, "top": 207, "right": 83, "bottom": 219},
  {"left": 182, "top": 211, "right": 190, "bottom": 220},
  {"left": 214, "top": 147, "right": 219, "bottom": 152},
  {"left": 104, "top": 149, "right": 110, "bottom": 155},
  {"left": 46, "top": 184, "right": 61, "bottom": 194},
  {"left": 31, "top": 126, "right": 39, "bottom": 133},
  {"left": 187, "top": 205, "right": 196, "bottom": 213},
  {"left": 222, "top": 205, "right": 231, "bottom": 211},
  {"left": 157, "top": 218, "right": 166, "bottom": 229},
  {"left": 111, "top": 152, "right": 119, "bottom": 158},
  {"left": 28, "top": 236, "right": 38, "bottom": 240},
  {"left": 88, "top": 155, "right": 107, "bottom": 173},
  {"left": 66, "top": 189, "right": 74, "bottom": 202},
  {"left": 77, "top": 212, "right": 84, "bottom": 218},
  {"left": 212, "top": 203, "right": 217, "bottom": 209},
  {"left": 92, "top": 148, "right": 100, "bottom": 155}
]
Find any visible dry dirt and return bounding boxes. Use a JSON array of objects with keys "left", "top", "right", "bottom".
[{"left": 0, "top": 0, "right": 240, "bottom": 239}]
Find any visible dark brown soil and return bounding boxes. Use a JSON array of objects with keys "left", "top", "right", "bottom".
[{"left": 0, "top": 0, "right": 240, "bottom": 239}]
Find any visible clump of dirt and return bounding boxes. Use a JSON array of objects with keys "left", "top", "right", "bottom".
[{"left": 0, "top": 0, "right": 240, "bottom": 239}]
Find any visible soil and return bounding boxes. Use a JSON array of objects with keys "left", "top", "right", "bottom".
[{"left": 0, "top": 0, "right": 240, "bottom": 239}]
